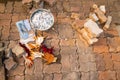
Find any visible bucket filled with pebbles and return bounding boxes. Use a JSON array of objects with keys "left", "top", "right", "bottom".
[{"left": 30, "top": 9, "right": 54, "bottom": 31}]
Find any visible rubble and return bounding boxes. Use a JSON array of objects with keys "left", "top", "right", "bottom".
[
  {"left": 12, "top": 44, "right": 25, "bottom": 57},
  {"left": 89, "top": 13, "right": 99, "bottom": 21},
  {"left": 99, "top": 5, "right": 106, "bottom": 14},
  {"left": 92, "top": 4, "right": 107, "bottom": 23},
  {"left": 4, "top": 57, "right": 18, "bottom": 71},
  {"left": 84, "top": 19, "right": 103, "bottom": 37},
  {"left": 71, "top": 4, "right": 112, "bottom": 46},
  {"left": 103, "top": 16, "right": 112, "bottom": 30}
]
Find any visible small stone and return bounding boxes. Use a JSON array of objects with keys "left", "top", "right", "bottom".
[
  {"left": 4, "top": 57, "right": 17, "bottom": 70},
  {"left": 12, "top": 44, "right": 24, "bottom": 57}
]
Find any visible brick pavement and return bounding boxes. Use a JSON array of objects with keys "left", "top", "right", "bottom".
[{"left": 0, "top": 0, "right": 120, "bottom": 80}]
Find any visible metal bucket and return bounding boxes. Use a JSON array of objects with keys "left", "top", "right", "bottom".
[{"left": 30, "top": 9, "right": 54, "bottom": 31}]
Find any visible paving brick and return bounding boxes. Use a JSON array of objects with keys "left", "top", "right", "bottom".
[
  {"left": 79, "top": 54, "right": 95, "bottom": 63},
  {"left": 70, "top": 6, "right": 81, "bottom": 12},
  {"left": 60, "top": 47, "right": 73, "bottom": 72},
  {"left": 108, "top": 37, "right": 120, "bottom": 52},
  {"left": 8, "top": 76, "right": 15, "bottom": 80},
  {"left": 9, "top": 32, "right": 20, "bottom": 40},
  {"left": 103, "top": 53, "right": 113, "bottom": 70},
  {"left": 80, "top": 62, "right": 96, "bottom": 72},
  {"left": 53, "top": 73, "right": 62, "bottom": 80},
  {"left": 43, "top": 73, "right": 53, "bottom": 80},
  {"left": 0, "top": 3, "right": 5, "bottom": 13},
  {"left": 0, "top": 14, "right": 12, "bottom": 20},
  {"left": 99, "top": 71, "right": 116, "bottom": 80},
  {"left": 81, "top": 72, "right": 89, "bottom": 80},
  {"left": 76, "top": 39, "right": 93, "bottom": 54},
  {"left": 9, "top": 65, "right": 25, "bottom": 76},
  {"left": 1, "top": 25, "right": 11, "bottom": 40},
  {"left": 60, "top": 39, "right": 75, "bottom": 47},
  {"left": 93, "top": 38, "right": 109, "bottom": 53},
  {"left": 116, "top": 71, "right": 120, "bottom": 80},
  {"left": 12, "top": 14, "right": 19, "bottom": 22},
  {"left": 8, "top": 41, "right": 18, "bottom": 48},
  {"left": 95, "top": 54, "right": 105, "bottom": 71},
  {"left": 69, "top": 47, "right": 79, "bottom": 71},
  {"left": 57, "top": 17, "right": 72, "bottom": 24},
  {"left": 63, "top": 72, "right": 81, "bottom": 80},
  {"left": 5, "top": 1, "right": 13, "bottom": 13},
  {"left": 90, "top": 71, "right": 98, "bottom": 80},
  {"left": 0, "top": 67, "right": 5, "bottom": 80},
  {"left": 43, "top": 64, "right": 61, "bottom": 73},
  {"left": 112, "top": 53, "right": 120, "bottom": 61},
  {"left": 14, "top": 75, "right": 24, "bottom": 80},
  {"left": 57, "top": 24, "right": 73, "bottom": 39},
  {"left": 113, "top": 61, "right": 120, "bottom": 70},
  {"left": 25, "top": 65, "right": 34, "bottom": 75},
  {"left": 51, "top": 39, "right": 60, "bottom": 55},
  {"left": 33, "top": 58, "right": 43, "bottom": 75},
  {"left": 0, "top": 20, "right": 11, "bottom": 26},
  {"left": 56, "top": 2, "right": 63, "bottom": 12},
  {"left": 25, "top": 75, "right": 36, "bottom": 80},
  {"left": 63, "top": 1, "right": 70, "bottom": 12}
]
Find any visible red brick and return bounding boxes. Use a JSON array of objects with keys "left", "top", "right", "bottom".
[
  {"left": 108, "top": 37, "right": 120, "bottom": 52},
  {"left": 99, "top": 71, "right": 116, "bottom": 80},
  {"left": 93, "top": 38, "right": 109, "bottom": 53},
  {"left": 103, "top": 53, "right": 113, "bottom": 70},
  {"left": 112, "top": 53, "right": 120, "bottom": 61},
  {"left": 113, "top": 61, "right": 120, "bottom": 70}
]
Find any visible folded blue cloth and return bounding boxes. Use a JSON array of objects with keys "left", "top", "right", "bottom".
[{"left": 16, "top": 20, "right": 31, "bottom": 39}]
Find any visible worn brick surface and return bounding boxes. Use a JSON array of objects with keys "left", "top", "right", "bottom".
[{"left": 0, "top": 0, "right": 120, "bottom": 80}]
